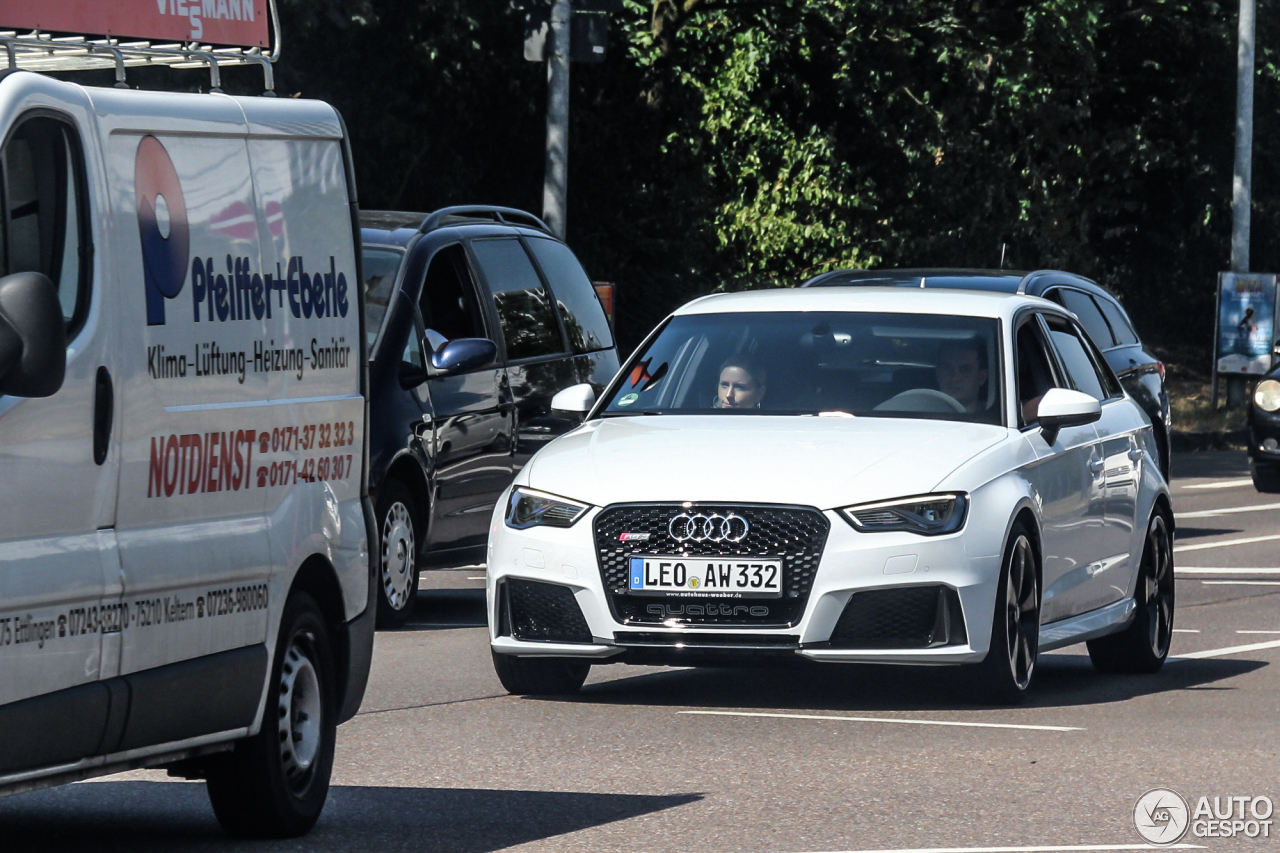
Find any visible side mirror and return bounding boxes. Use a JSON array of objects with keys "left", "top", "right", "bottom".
[
  {"left": 429, "top": 338, "right": 497, "bottom": 375},
  {"left": 0, "top": 272, "right": 66, "bottom": 399},
  {"left": 1038, "top": 387, "right": 1101, "bottom": 444},
  {"left": 550, "top": 383, "right": 596, "bottom": 422}
]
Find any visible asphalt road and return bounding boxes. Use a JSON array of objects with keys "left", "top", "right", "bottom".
[{"left": 4, "top": 451, "right": 1279, "bottom": 853}]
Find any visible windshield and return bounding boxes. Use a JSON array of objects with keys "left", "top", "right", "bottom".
[
  {"left": 600, "top": 311, "right": 1004, "bottom": 425},
  {"left": 362, "top": 246, "right": 405, "bottom": 349}
]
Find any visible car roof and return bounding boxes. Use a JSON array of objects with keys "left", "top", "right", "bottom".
[
  {"left": 675, "top": 286, "right": 1059, "bottom": 321},
  {"left": 803, "top": 266, "right": 1118, "bottom": 301}
]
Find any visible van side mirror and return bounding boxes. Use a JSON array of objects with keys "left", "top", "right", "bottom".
[
  {"left": 550, "top": 383, "right": 595, "bottom": 423},
  {"left": 0, "top": 272, "right": 66, "bottom": 398},
  {"left": 1038, "top": 387, "right": 1101, "bottom": 444},
  {"left": 429, "top": 338, "right": 497, "bottom": 375}
]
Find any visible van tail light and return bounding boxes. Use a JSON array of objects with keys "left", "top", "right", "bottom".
[{"left": 1156, "top": 361, "right": 1165, "bottom": 382}]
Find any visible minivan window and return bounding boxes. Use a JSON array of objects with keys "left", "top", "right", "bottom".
[
  {"left": 470, "top": 238, "right": 563, "bottom": 361},
  {"left": 526, "top": 237, "right": 613, "bottom": 353},
  {"left": 3, "top": 116, "right": 89, "bottom": 337},
  {"left": 362, "top": 246, "right": 404, "bottom": 348},
  {"left": 419, "top": 243, "right": 486, "bottom": 346},
  {"left": 1056, "top": 289, "right": 1116, "bottom": 349},
  {"left": 1095, "top": 297, "right": 1141, "bottom": 346}
]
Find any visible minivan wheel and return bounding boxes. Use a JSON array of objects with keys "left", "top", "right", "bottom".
[
  {"left": 375, "top": 480, "right": 421, "bottom": 629},
  {"left": 205, "top": 592, "right": 336, "bottom": 838},
  {"left": 970, "top": 524, "right": 1040, "bottom": 704},
  {"left": 1087, "top": 510, "right": 1174, "bottom": 674},
  {"left": 1250, "top": 459, "right": 1280, "bottom": 493},
  {"left": 491, "top": 650, "right": 590, "bottom": 695}
]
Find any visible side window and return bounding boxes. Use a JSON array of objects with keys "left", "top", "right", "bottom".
[
  {"left": 469, "top": 238, "right": 564, "bottom": 361},
  {"left": 2, "top": 115, "right": 89, "bottom": 337},
  {"left": 525, "top": 237, "right": 613, "bottom": 353},
  {"left": 1016, "top": 318, "right": 1058, "bottom": 427},
  {"left": 1044, "top": 315, "right": 1108, "bottom": 401},
  {"left": 419, "top": 244, "right": 486, "bottom": 349},
  {"left": 361, "top": 246, "right": 404, "bottom": 349},
  {"left": 1095, "top": 297, "right": 1141, "bottom": 346},
  {"left": 1056, "top": 288, "right": 1116, "bottom": 350}
]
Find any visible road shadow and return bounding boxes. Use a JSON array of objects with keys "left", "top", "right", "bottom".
[
  {"left": 538, "top": 653, "right": 1265, "bottom": 713},
  {"left": 0, "top": 782, "right": 699, "bottom": 852},
  {"left": 1176, "top": 525, "right": 1243, "bottom": 540},
  {"left": 1172, "top": 450, "right": 1249, "bottom": 479},
  {"left": 402, "top": 588, "right": 487, "bottom": 630}
]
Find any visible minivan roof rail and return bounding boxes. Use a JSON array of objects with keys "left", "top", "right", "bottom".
[
  {"left": 418, "top": 206, "right": 551, "bottom": 234},
  {"left": 0, "top": 0, "right": 281, "bottom": 95}
]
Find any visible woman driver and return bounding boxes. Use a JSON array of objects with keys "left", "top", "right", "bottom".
[{"left": 715, "top": 357, "right": 767, "bottom": 409}]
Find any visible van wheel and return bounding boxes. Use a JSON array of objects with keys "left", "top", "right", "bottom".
[
  {"left": 205, "top": 592, "right": 336, "bottom": 838},
  {"left": 1087, "top": 510, "right": 1174, "bottom": 673},
  {"left": 375, "top": 480, "right": 420, "bottom": 629},
  {"left": 1250, "top": 459, "right": 1280, "bottom": 493},
  {"left": 492, "top": 650, "right": 589, "bottom": 695},
  {"left": 970, "top": 523, "right": 1040, "bottom": 704}
]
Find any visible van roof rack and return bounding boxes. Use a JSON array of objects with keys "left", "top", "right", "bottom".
[
  {"left": 0, "top": 0, "right": 281, "bottom": 96},
  {"left": 418, "top": 206, "right": 552, "bottom": 234}
]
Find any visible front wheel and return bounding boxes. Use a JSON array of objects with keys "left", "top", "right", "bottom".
[
  {"left": 375, "top": 480, "right": 421, "bottom": 629},
  {"left": 205, "top": 592, "right": 336, "bottom": 838},
  {"left": 1251, "top": 459, "right": 1280, "bottom": 493},
  {"left": 1087, "top": 510, "right": 1174, "bottom": 673},
  {"left": 492, "top": 651, "right": 590, "bottom": 695},
  {"left": 970, "top": 524, "right": 1040, "bottom": 704}
]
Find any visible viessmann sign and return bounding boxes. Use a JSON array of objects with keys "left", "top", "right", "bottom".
[{"left": 0, "top": 0, "right": 268, "bottom": 48}]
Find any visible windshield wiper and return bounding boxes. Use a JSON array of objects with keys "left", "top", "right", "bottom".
[{"left": 600, "top": 409, "right": 664, "bottom": 417}]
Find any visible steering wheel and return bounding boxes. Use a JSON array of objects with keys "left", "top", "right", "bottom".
[{"left": 873, "top": 388, "right": 967, "bottom": 414}]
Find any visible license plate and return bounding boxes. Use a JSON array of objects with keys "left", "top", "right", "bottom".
[{"left": 627, "top": 556, "right": 783, "bottom": 598}]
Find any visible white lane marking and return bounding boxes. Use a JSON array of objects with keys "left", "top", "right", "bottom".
[
  {"left": 467, "top": 576, "right": 486, "bottom": 580},
  {"left": 1172, "top": 628, "right": 1200, "bottom": 633},
  {"left": 1179, "top": 501, "right": 1280, "bottom": 519},
  {"left": 1175, "top": 533, "right": 1280, "bottom": 553},
  {"left": 1200, "top": 580, "right": 1280, "bottom": 586},
  {"left": 1171, "top": 638, "right": 1280, "bottom": 660},
  {"left": 1182, "top": 477, "right": 1254, "bottom": 490},
  {"left": 786, "top": 844, "right": 1206, "bottom": 853},
  {"left": 1238, "top": 630, "right": 1280, "bottom": 634},
  {"left": 678, "top": 710, "right": 1082, "bottom": 732},
  {"left": 1176, "top": 567, "right": 1280, "bottom": 574}
]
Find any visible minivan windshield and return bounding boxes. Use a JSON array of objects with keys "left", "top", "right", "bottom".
[{"left": 600, "top": 311, "right": 1004, "bottom": 425}]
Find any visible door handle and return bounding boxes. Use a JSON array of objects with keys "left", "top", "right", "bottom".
[
  {"left": 1088, "top": 457, "right": 1105, "bottom": 475},
  {"left": 93, "top": 366, "right": 113, "bottom": 466}
]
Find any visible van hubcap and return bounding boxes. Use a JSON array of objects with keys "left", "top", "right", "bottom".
[
  {"left": 381, "top": 502, "right": 415, "bottom": 610},
  {"left": 278, "top": 636, "right": 322, "bottom": 793}
]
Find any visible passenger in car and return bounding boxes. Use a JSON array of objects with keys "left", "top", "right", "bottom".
[
  {"left": 935, "top": 338, "right": 989, "bottom": 413},
  {"left": 715, "top": 357, "right": 768, "bottom": 409}
]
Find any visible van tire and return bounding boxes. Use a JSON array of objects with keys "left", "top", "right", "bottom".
[
  {"left": 491, "top": 650, "right": 590, "bottom": 695},
  {"left": 205, "top": 592, "right": 337, "bottom": 838},
  {"left": 374, "top": 479, "right": 421, "bottom": 629}
]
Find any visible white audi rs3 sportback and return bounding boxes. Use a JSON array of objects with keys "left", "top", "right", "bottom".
[{"left": 485, "top": 287, "right": 1174, "bottom": 702}]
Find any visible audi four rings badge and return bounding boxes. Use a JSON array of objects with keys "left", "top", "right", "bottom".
[{"left": 668, "top": 512, "right": 749, "bottom": 543}]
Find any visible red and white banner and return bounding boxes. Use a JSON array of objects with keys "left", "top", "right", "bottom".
[{"left": 0, "top": 0, "right": 269, "bottom": 48}]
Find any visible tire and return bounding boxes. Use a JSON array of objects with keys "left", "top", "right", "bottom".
[
  {"left": 491, "top": 650, "right": 590, "bottom": 696},
  {"left": 971, "top": 523, "right": 1040, "bottom": 704},
  {"left": 375, "top": 479, "right": 421, "bottom": 629},
  {"left": 1087, "top": 510, "right": 1174, "bottom": 674},
  {"left": 1250, "top": 459, "right": 1280, "bottom": 493},
  {"left": 205, "top": 592, "right": 337, "bottom": 838}
]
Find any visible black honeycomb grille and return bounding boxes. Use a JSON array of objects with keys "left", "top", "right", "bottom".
[
  {"left": 828, "top": 586, "right": 966, "bottom": 649},
  {"left": 505, "top": 579, "right": 593, "bottom": 643},
  {"left": 593, "top": 503, "right": 829, "bottom": 627}
]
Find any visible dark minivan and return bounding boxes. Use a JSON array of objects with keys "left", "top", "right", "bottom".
[
  {"left": 362, "top": 207, "right": 620, "bottom": 627},
  {"left": 803, "top": 268, "right": 1171, "bottom": 479}
]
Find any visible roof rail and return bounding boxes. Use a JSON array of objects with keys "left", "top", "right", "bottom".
[
  {"left": 0, "top": 0, "right": 281, "bottom": 95},
  {"left": 419, "top": 206, "right": 551, "bottom": 234}
]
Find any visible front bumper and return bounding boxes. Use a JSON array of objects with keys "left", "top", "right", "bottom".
[{"left": 486, "top": 505, "right": 1001, "bottom": 666}]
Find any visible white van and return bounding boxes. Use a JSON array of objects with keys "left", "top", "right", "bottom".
[{"left": 0, "top": 69, "right": 373, "bottom": 837}]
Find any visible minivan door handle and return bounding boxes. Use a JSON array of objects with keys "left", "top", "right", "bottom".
[{"left": 93, "top": 366, "right": 113, "bottom": 466}]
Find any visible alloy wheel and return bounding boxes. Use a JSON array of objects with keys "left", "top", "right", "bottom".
[
  {"left": 1143, "top": 514, "right": 1174, "bottom": 658},
  {"left": 1005, "top": 534, "right": 1039, "bottom": 690}
]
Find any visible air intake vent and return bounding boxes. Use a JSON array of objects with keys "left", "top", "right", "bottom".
[
  {"left": 828, "top": 585, "right": 966, "bottom": 649},
  {"left": 502, "top": 579, "right": 593, "bottom": 644}
]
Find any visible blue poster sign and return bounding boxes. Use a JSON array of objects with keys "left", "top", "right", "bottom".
[{"left": 1217, "top": 272, "right": 1277, "bottom": 375}]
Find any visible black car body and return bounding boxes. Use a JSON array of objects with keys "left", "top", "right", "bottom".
[
  {"left": 1247, "top": 368, "right": 1280, "bottom": 491},
  {"left": 803, "top": 268, "right": 1171, "bottom": 478},
  {"left": 362, "top": 207, "right": 620, "bottom": 626}
]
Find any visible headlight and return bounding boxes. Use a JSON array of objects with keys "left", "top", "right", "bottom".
[
  {"left": 1255, "top": 379, "right": 1280, "bottom": 412},
  {"left": 838, "top": 493, "right": 968, "bottom": 536},
  {"left": 505, "top": 487, "right": 590, "bottom": 529}
]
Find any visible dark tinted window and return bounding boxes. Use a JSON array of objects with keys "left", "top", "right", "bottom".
[
  {"left": 361, "top": 246, "right": 403, "bottom": 348},
  {"left": 1056, "top": 289, "right": 1116, "bottom": 349},
  {"left": 1096, "top": 297, "right": 1141, "bottom": 346},
  {"left": 4, "top": 116, "right": 88, "bottom": 336},
  {"left": 1016, "top": 319, "right": 1058, "bottom": 427},
  {"left": 1045, "top": 315, "right": 1106, "bottom": 400},
  {"left": 420, "top": 244, "right": 486, "bottom": 346},
  {"left": 470, "top": 238, "right": 563, "bottom": 361},
  {"left": 526, "top": 237, "right": 613, "bottom": 353}
]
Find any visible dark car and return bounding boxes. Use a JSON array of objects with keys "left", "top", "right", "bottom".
[
  {"left": 361, "top": 206, "right": 620, "bottom": 627},
  {"left": 803, "top": 269, "right": 1171, "bottom": 478},
  {"left": 1247, "top": 368, "right": 1280, "bottom": 491}
]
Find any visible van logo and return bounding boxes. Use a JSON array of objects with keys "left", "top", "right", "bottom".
[{"left": 136, "top": 136, "right": 190, "bottom": 326}]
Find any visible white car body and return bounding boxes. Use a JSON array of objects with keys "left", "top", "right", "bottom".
[{"left": 486, "top": 288, "right": 1170, "bottom": 672}]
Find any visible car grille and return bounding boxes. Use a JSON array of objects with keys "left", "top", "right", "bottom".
[
  {"left": 827, "top": 585, "right": 967, "bottom": 649},
  {"left": 502, "top": 578, "right": 594, "bottom": 644},
  {"left": 593, "top": 503, "right": 829, "bottom": 628}
]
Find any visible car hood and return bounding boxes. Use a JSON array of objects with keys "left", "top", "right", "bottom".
[{"left": 523, "top": 415, "right": 1010, "bottom": 509}]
